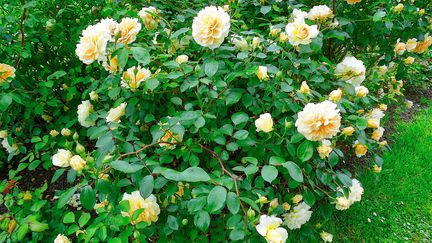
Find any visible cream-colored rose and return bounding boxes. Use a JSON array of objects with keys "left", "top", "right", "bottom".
[
  {"left": 379, "top": 140, "right": 388, "bottom": 147},
  {"left": 106, "top": 102, "right": 127, "bottom": 123},
  {"left": 355, "top": 86, "right": 369, "bottom": 98},
  {"left": 255, "top": 113, "right": 274, "bottom": 133},
  {"left": 231, "top": 35, "right": 248, "bottom": 51},
  {"left": 292, "top": 9, "right": 309, "bottom": 20},
  {"left": 118, "top": 18, "right": 141, "bottom": 44},
  {"left": 70, "top": 155, "right": 86, "bottom": 172},
  {"left": 300, "top": 81, "right": 310, "bottom": 94},
  {"left": 256, "top": 66, "right": 268, "bottom": 80},
  {"left": 102, "top": 55, "right": 119, "bottom": 74},
  {"left": 89, "top": 91, "right": 99, "bottom": 101},
  {"left": 279, "top": 32, "right": 289, "bottom": 43},
  {"left": 378, "top": 65, "right": 388, "bottom": 74},
  {"left": 342, "top": 127, "right": 355, "bottom": 136},
  {"left": 192, "top": 6, "right": 230, "bottom": 49},
  {"left": 100, "top": 18, "right": 119, "bottom": 40},
  {"left": 406, "top": 38, "right": 418, "bottom": 52},
  {"left": 372, "top": 165, "right": 382, "bottom": 173},
  {"left": 256, "top": 215, "right": 288, "bottom": 243},
  {"left": 77, "top": 100, "right": 95, "bottom": 128},
  {"left": 335, "top": 56, "right": 366, "bottom": 87},
  {"left": 0, "top": 130, "right": 8, "bottom": 139},
  {"left": 75, "top": 23, "right": 111, "bottom": 64},
  {"left": 353, "top": 141, "right": 367, "bottom": 157},
  {"left": 371, "top": 127, "right": 385, "bottom": 141},
  {"left": 394, "top": 4, "right": 404, "bottom": 13},
  {"left": 320, "top": 231, "right": 334, "bottom": 242},
  {"left": 346, "top": 0, "right": 362, "bottom": 4},
  {"left": 0, "top": 63, "right": 16, "bottom": 84},
  {"left": 317, "top": 139, "right": 332, "bottom": 159},
  {"left": 394, "top": 40, "right": 406, "bottom": 55},
  {"left": 285, "top": 17, "right": 319, "bottom": 46},
  {"left": 404, "top": 57, "right": 415, "bottom": 65},
  {"left": 295, "top": 100, "right": 341, "bottom": 141},
  {"left": 138, "top": 7, "right": 160, "bottom": 30},
  {"left": 121, "top": 192, "right": 160, "bottom": 225},
  {"left": 329, "top": 89, "right": 343, "bottom": 102},
  {"left": 269, "top": 198, "right": 279, "bottom": 209},
  {"left": 121, "top": 66, "right": 151, "bottom": 91},
  {"left": 282, "top": 202, "right": 291, "bottom": 211},
  {"left": 367, "top": 119, "right": 379, "bottom": 129},
  {"left": 335, "top": 196, "right": 350, "bottom": 210},
  {"left": 413, "top": 35, "right": 432, "bottom": 54},
  {"left": 292, "top": 194, "right": 303, "bottom": 204},
  {"left": 1, "top": 139, "right": 18, "bottom": 155},
  {"left": 176, "top": 54, "right": 189, "bottom": 64},
  {"left": 379, "top": 104, "right": 388, "bottom": 111},
  {"left": 308, "top": 5, "right": 333, "bottom": 22},
  {"left": 54, "top": 234, "right": 70, "bottom": 243},
  {"left": 61, "top": 128, "right": 72, "bottom": 136},
  {"left": 52, "top": 149, "right": 72, "bottom": 167}
]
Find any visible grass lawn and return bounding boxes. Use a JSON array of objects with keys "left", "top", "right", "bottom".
[{"left": 329, "top": 102, "right": 432, "bottom": 242}]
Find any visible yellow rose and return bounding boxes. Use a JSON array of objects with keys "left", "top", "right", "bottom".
[
  {"left": 355, "top": 86, "right": 369, "bottom": 98},
  {"left": 0, "top": 63, "right": 16, "bottom": 84},
  {"left": 371, "top": 127, "right": 385, "bottom": 141},
  {"left": 102, "top": 55, "right": 119, "bottom": 74},
  {"left": 329, "top": 89, "right": 343, "bottom": 102},
  {"left": 54, "top": 234, "right": 70, "bottom": 243},
  {"left": 106, "top": 102, "right": 127, "bottom": 123},
  {"left": 138, "top": 7, "right": 160, "bottom": 30},
  {"left": 394, "top": 41, "right": 406, "bottom": 55},
  {"left": 0, "top": 130, "right": 8, "bottom": 139},
  {"left": 285, "top": 17, "right": 319, "bottom": 46},
  {"left": 279, "top": 32, "right": 289, "bottom": 43},
  {"left": 61, "top": 128, "right": 72, "bottom": 136},
  {"left": 121, "top": 192, "right": 160, "bottom": 225},
  {"left": 295, "top": 101, "right": 341, "bottom": 141},
  {"left": 23, "top": 191, "right": 32, "bottom": 201},
  {"left": 159, "top": 129, "right": 180, "bottom": 149},
  {"left": 307, "top": 5, "right": 334, "bottom": 22},
  {"left": 367, "top": 119, "right": 379, "bottom": 129},
  {"left": 300, "top": 81, "right": 310, "bottom": 94},
  {"left": 320, "top": 231, "right": 334, "bottom": 242},
  {"left": 419, "top": 9, "right": 425, "bottom": 16},
  {"left": 404, "top": 57, "right": 415, "bottom": 65},
  {"left": 346, "top": 0, "right": 362, "bottom": 4},
  {"left": 269, "top": 198, "right": 279, "bottom": 209},
  {"left": 89, "top": 91, "right": 99, "bottom": 101},
  {"left": 70, "top": 155, "right": 86, "bottom": 172},
  {"left": 379, "top": 140, "right": 388, "bottom": 147},
  {"left": 192, "top": 6, "right": 230, "bottom": 49},
  {"left": 335, "top": 196, "right": 351, "bottom": 210},
  {"left": 252, "top": 36, "right": 261, "bottom": 49},
  {"left": 413, "top": 35, "right": 432, "bottom": 53},
  {"left": 52, "top": 149, "right": 72, "bottom": 167},
  {"left": 121, "top": 66, "right": 151, "bottom": 91},
  {"left": 270, "top": 26, "right": 281, "bottom": 37},
  {"left": 342, "top": 126, "right": 355, "bottom": 136},
  {"left": 256, "top": 66, "right": 268, "bottom": 80},
  {"left": 353, "top": 141, "right": 367, "bottom": 157},
  {"left": 372, "top": 165, "right": 382, "bottom": 173},
  {"left": 255, "top": 113, "right": 274, "bottom": 133},
  {"left": 317, "top": 139, "right": 332, "bottom": 159},
  {"left": 118, "top": 18, "right": 142, "bottom": 44},
  {"left": 282, "top": 202, "right": 291, "bottom": 211},
  {"left": 379, "top": 104, "right": 388, "bottom": 111},
  {"left": 50, "top": 130, "right": 59, "bottom": 137},
  {"left": 394, "top": 4, "right": 404, "bottom": 13},
  {"left": 406, "top": 38, "right": 418, "bottom": 52},
  {"left": 292, "top": 194, "right": 303, "bottom": 204}
]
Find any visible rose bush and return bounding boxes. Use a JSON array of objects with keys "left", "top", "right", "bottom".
[{"left": 1, "top": 0, "right": 432, "bottom": 242}]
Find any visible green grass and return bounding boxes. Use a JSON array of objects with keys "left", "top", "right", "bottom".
[{"left": 330, "top": 102, "right": 432, "bottom": 242}]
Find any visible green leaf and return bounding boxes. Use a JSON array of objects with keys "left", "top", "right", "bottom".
[
  {"left": 194, "top": 210, "right": 210, "bottom": 232},
  {"left": 356, "top": 117, "right": 368, "bottom": 130},
  {"left": 229, "top": 229, "right": 245, "bottom": 241},
  {"left": 131, "top": 47, "right": 151, "bottom": 65},
  {"left": 204, "top": 59, "right": 218, "bottom": 77},
  {"left": 297, "top": 140, "right": 314, "bottom": 162},
  {"left": 303, "top": 189, "right": 316, "bottom": 206},
  {"left": 261, "top": 165, "right": 278, "bottom": 183},
  {"left": 0, "top": 94, "right": 12, "bottom": 112},
  {"left": 167, "top": 215, "right": 179, "bottom": 230},
  {"left": 79, "top": 212, "right": 91, "bottom": 227},
  {"left": 269, "top": 156, "right": 285, "bottom": 165},
  {"left": 336, "top": 172, "right": 352, "bottom": 187},
  {"left": 111, "top": 160, "right": 144, "bottom": 173},
  {"left": 63, "top": 212, "right": 75, "bottom": 224},
  {"left": 187, "top": 196, "right": 207, "bottom": 213},
  {"left": 283, "top": 162, "right": 303, "bottom": 182},
  {"left": 260, "top": 6, "right": 271, "bottom": 15},
  {"left": 225, "top": 89, "right": 243, "bottom": 105},
  {"left": 207, "top": 186, "right": 227, "bottom": 213},
  {"left": 240, "top": 197, "right": 260, "bottom": 212},
  {"left": 160, "top": 167, "right": 211, "bottom": 182},
  {"left": 57, "top": 186, "right": 77, "bottom": 208},
  {"left": 80, "top": 186, "right": 96, "bottom": 210},
  {"left": 373, "top": 11, "right": 386, "bottom": 22},
  {"left": 117, "top": 48, "right": 129, "bottom": 69},
  {"left": 226, "top": 192, "right": 240, "bottom": 214},
  {"left": 231, "top": 112, "right": 249, "bottom": 125},
  {"left": 47, "top": 70, "right": 66, "bottom": 80},
  {"left": 139, "top": 175, "right": 154, "bottom": 199},
  {"left": 233, "top": 130, "right": 249, "bottom": 140}
]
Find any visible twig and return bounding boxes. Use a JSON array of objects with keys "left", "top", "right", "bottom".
[{"left": 118, "top": 141, "right": 177, "bottom": 159}]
